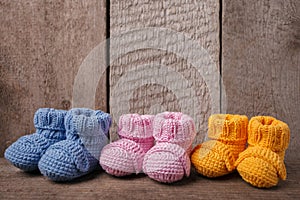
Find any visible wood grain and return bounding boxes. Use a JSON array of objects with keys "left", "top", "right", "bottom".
[
  {"left": 0, "top": 0, "right": 107, "bottom": 156},
  {"left": 109, "top": 0, "right": 220, "bottom": 144},
  {"left": 222, "top": 0, "right": 300, "bottom": 159},
  {"left": 0, "top": 158, "right": 299, "bottom": 199}
]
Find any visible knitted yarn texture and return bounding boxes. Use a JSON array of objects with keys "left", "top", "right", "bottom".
[
  {"left": 4, "top": 108, "right": 67, "bottom": 171},
  {"left": 38, "top": 108, "right": 111, "bottom": 181},
  {"left": 191, "top": 114, "right": 248, "bottom": 177},
  {"left": 235, "top": 116, "right": 290, "bottom": 188},
  {"left": 100, "top": 114, "right": 155, "bottom": 176},
  {"left": 143, "top": 112, "right": 196, "bottom": 183}
]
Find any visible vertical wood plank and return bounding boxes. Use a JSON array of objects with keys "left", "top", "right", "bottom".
[
  {"left": 222, "top": 0, "right": 300, "bottom": 159},
  {"left": 0, "top": 0, "right": 107, "bottom": 156},
  {"left": 109, "top": 0, "right": 220, "bottom": 144}
]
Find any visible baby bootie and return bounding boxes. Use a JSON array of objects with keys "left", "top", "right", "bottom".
[
  {"left": 235, "top": 116, "right": 290, "bottom": 188},
  {"left": 143, "top": 112, "right": 196, "bottom": 183},
  {"left": 191, "top": 114, "right": 248, "bottom": 177},
  {"left": 99, "top": 114, "right": 155, "bottom": 176},
  {"left": 38, "top": 108, "right": 111, "bottom": 181},
  {"left": 4, "top": 108, "right": 67, "bottom": 171}
]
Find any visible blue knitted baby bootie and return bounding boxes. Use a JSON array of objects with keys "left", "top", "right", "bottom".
[
  {"left": 4, "top": 108, "right": 67, "bottom": 171},
  {"left": 38, "top": 108, "right": 111, "bottom": 181}
]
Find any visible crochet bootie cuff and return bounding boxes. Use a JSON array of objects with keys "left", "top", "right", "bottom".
[
  {"left": 65, "top": 108, "right": 111, "bottom": 138},
  {"left": 64, "top": 108, "right": 111, "bottom": 159},
  {"left": 208, "top": 114, "right": 248, "bottom": 142},
  {"left": 153, "top": 112, "right": 196, "bottom": 150},
  {"left": 248, "top": 116, "right": 290, "bottom": 152},
  {"left": 118, "top": 114, "right": 155, "bottom": 139},
  {"left": 34, "top": 108, "right": 67, "bottom": 131}
]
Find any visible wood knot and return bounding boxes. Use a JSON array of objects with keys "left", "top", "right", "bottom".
[{"left": 61, "top": 100, "right": 71, "bottom": 110}]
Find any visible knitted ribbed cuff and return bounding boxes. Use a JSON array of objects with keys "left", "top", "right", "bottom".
[
  {"left": 34, "top": 108, "right": 67, "bottom": 131},
  {"left": 153, "top": 112, "right": 196, "bottom": 150},
  {"left": 248, "top": 116, "right": 290, "bottom": 152},
  {"left": 65, "top": 108, "right": 111, "bottom": 138},
  {"left": 208, "top": 114, "right": 248, "bottom": 143},
  {"left": 118, "top": 114, "right": 155, "bottom": 140}
]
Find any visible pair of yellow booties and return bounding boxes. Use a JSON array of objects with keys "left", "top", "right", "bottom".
[{"left": 191, "top": 114, "right": 290, "bottom": 188}]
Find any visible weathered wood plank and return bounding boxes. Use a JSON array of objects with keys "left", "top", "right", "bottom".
[
  {"left": 0, "top": 0, "right": 107, "bottom": 156},
  {"left": 0, "top": 158, "right": 299, "bottom": 199},
  {"left": 222, "top": 0, "right": 300, "bottom": 159},
  {"left": 109, "top": 0, "right": 220, "bottom": 144}
]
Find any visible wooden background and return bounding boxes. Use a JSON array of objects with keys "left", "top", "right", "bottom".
[
  {"left": 0, "top": 0, "right": 107, "bottom": 155},
  {"left": 0, "top": 0, "right": 299, "bottom": 161}
]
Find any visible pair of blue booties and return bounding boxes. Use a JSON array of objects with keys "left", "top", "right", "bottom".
[{"left": 4, "top": 108, "right": 111, "bottom": 181}]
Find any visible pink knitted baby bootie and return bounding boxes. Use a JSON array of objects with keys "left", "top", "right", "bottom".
[
  {"left": 100, "top": 114, "right": 155, "bottom": 176},
  {"left": 143, "top": 112, "right": 196, "bottom": 183}
]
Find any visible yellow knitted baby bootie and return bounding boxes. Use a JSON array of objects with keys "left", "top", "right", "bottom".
[
  {"left": 235, "top": 116, "right": 290, "bottom": 188},
  {"left": 191, "top": 114, "right": 248, "bottom": 177}
]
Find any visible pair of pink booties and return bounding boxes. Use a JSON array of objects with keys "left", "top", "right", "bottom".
[{"left": 99, "top": 112, "right": 196, "bottom": 183}]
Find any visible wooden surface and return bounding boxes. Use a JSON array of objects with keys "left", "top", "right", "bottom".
[
  {"left": 222, "top": 0, "right": 300, "bottom": 159},
  {"left": 0, "top": 0, "right": 107, "bottom": 156},
  {"left": 109, "top": 0, "right": 220, "bottom": 144},
  {"left": 0, "top": 158, "right": 299, "bottom": 199}
]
